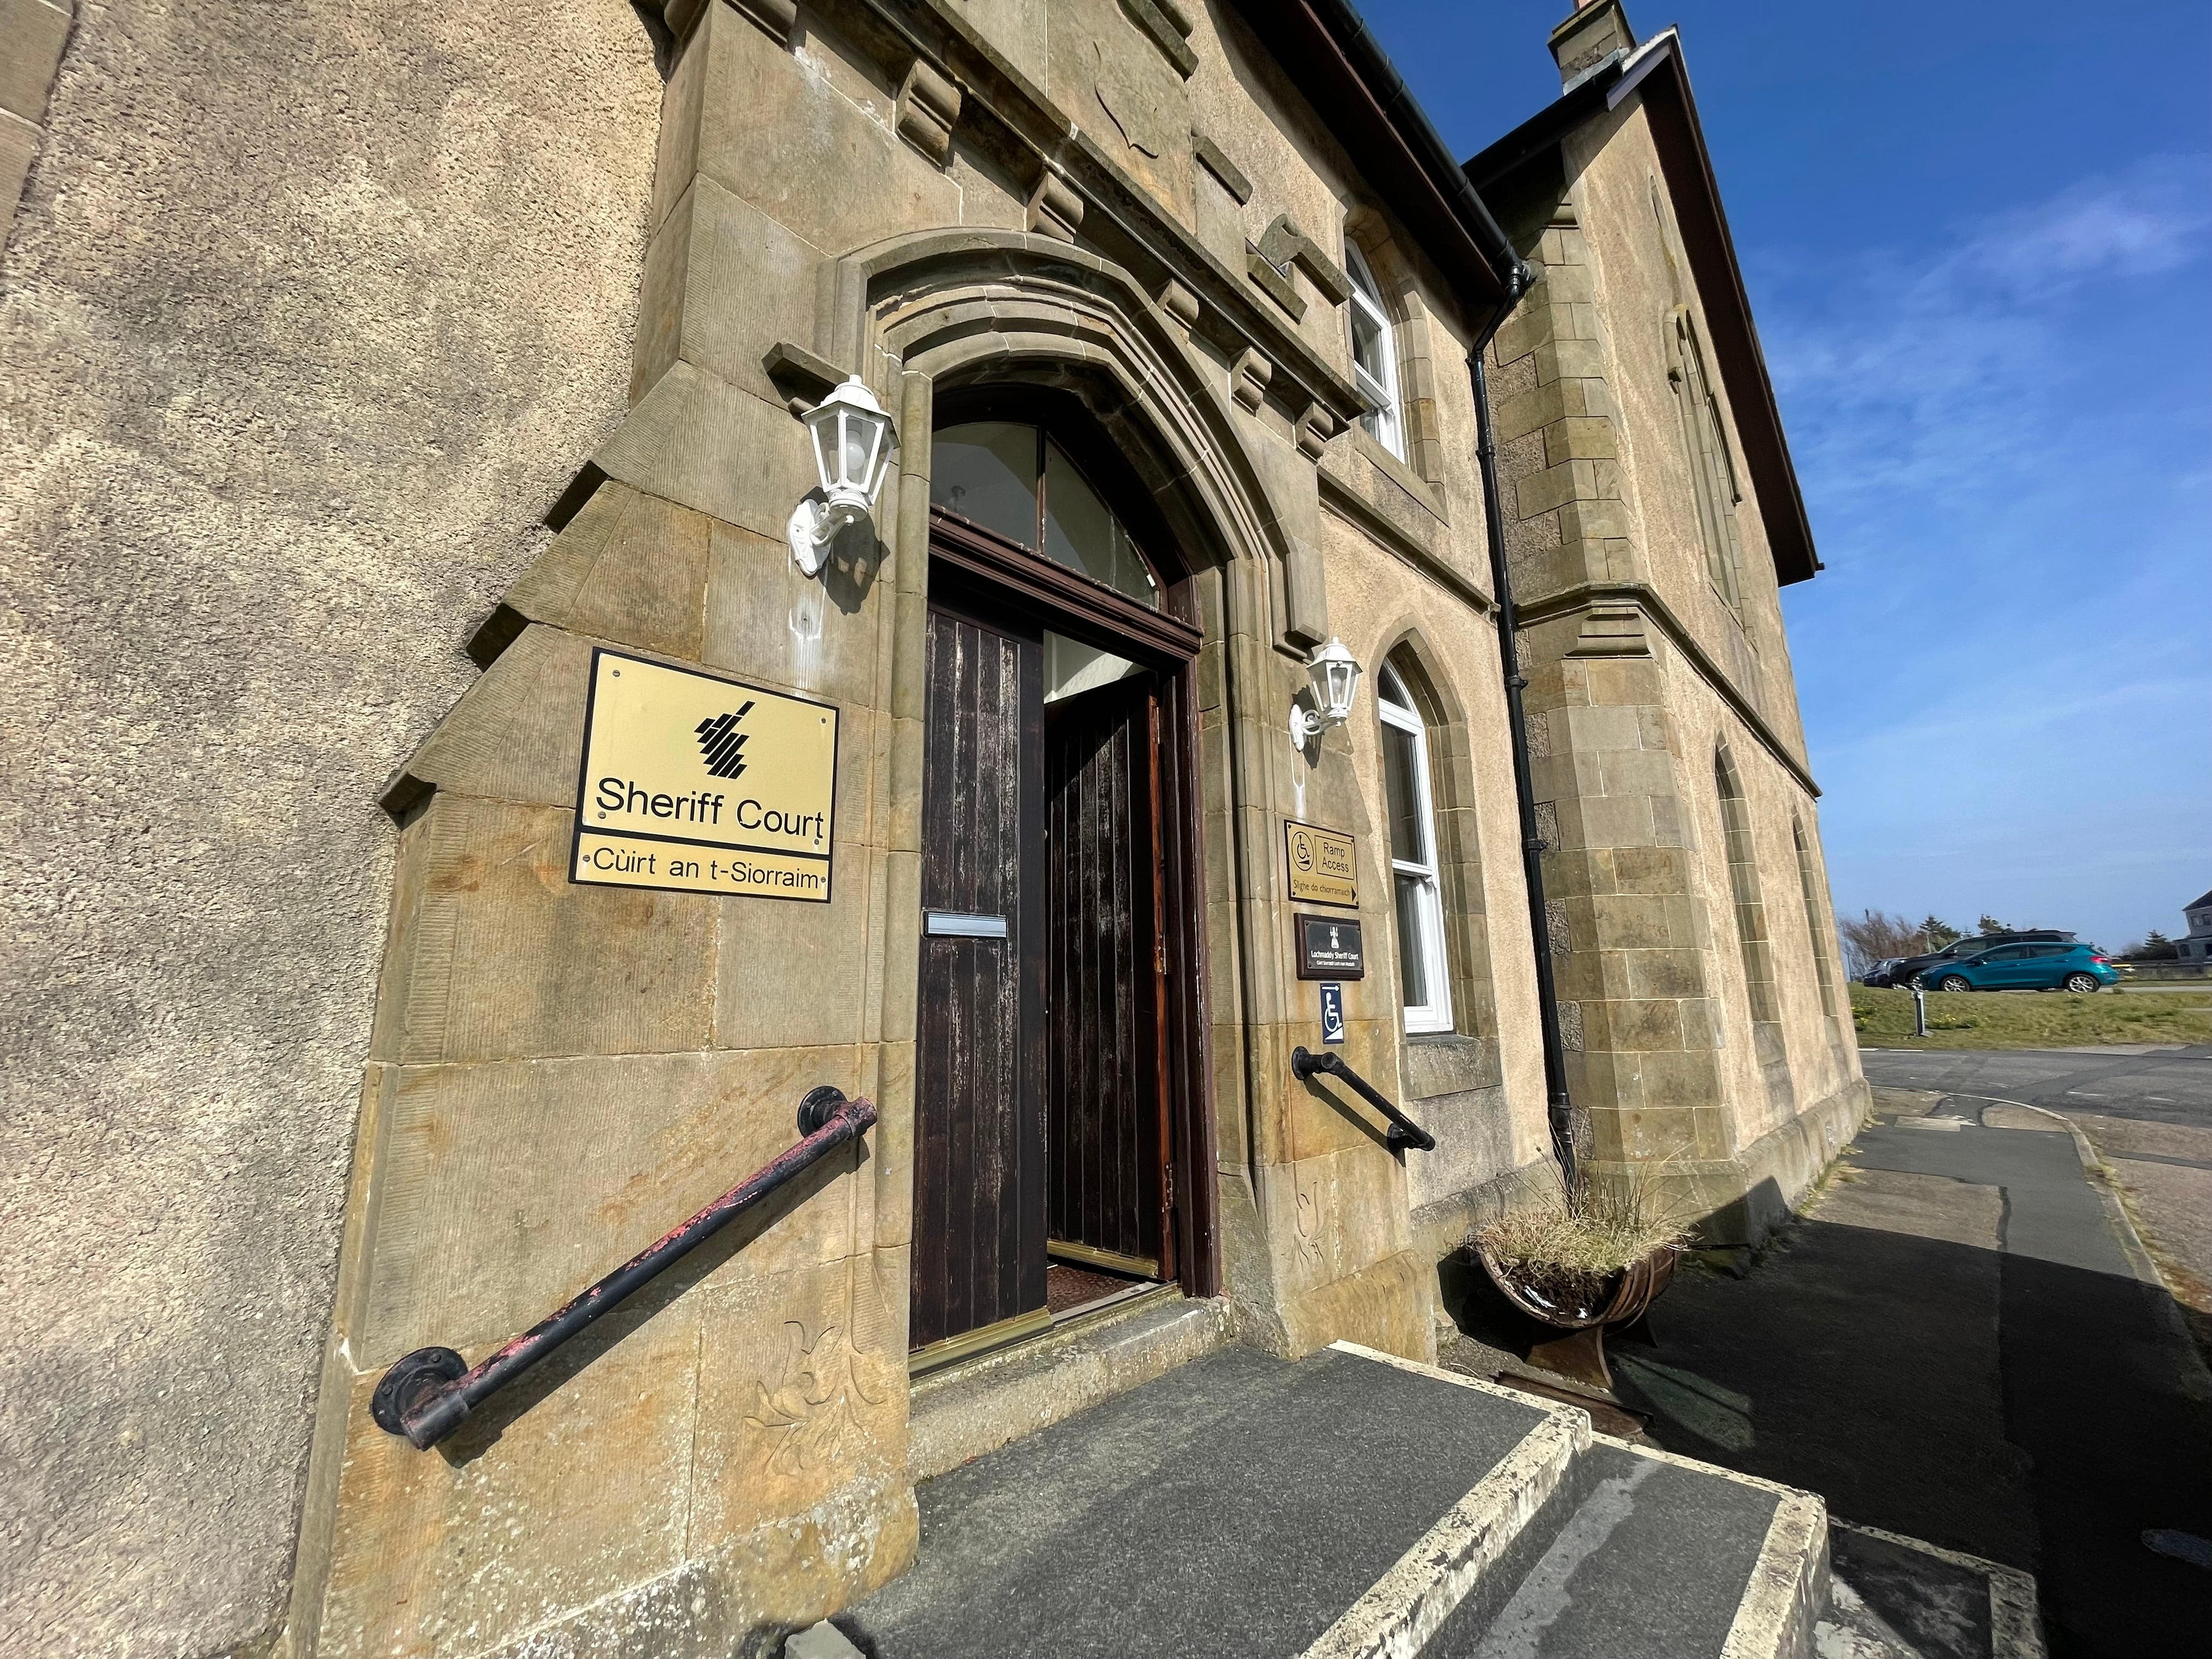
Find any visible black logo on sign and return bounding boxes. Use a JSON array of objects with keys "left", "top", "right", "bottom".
[{"left": 694, "top": 702, "right": 757, "bottom": 780}]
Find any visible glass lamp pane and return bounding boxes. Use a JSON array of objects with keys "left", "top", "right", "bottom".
[
  {"left": 842, "top": 410, "right": 879, "bottom": 487},
  {"left": 1323, "top": 657, "right": 1359, "bottom": 719},
  {"left": 1394, "top": 873, "right": 1431, "bottom": 1008},
  {"left": 931, "top": 422, "right": 1039, "bottom": 546},
  {"left": 1383, "top": 724, "right": 1427, "bottom": 865}
]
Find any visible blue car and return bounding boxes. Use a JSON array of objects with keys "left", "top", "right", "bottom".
[{"left": 1917, "top": 941, "right": 2119, "bottom": 994}]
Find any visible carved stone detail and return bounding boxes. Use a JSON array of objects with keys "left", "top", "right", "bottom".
[
  {"left": 744, "top": 1318, "right": 898, "bottom": 1480},
  {"left": 1193, "top": 132, "right": 1252, "bottom": 204},
  {"left": 1156, "top": 277, "right": 1200, "bottom": 334},
  {"left": 1027, "top": 173, "right": 1085, "bottom": 244},
  {"left": 668, "top": 0, "right": 795, "bottom": 46},
  {"left": 1569, "top": 603, "right": 1651, "bottom": 657},
  {"left": 896, "top": 59, "right": 961, "bottom": 166},
  {"left": 1295, "top": 403, "right": 1338, "bottom": 461},
  {"left": 1231, "top": 346, "right": 1271, "bottom": 413},
  {"left": 1119, "top": 0, "right": 1198, "bottom": 78},
  {"left": 1246, "top": 215, "right": 1352, "bottom": 323}
]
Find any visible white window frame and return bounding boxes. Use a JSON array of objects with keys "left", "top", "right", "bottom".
[
  {"left": 1344, "top": 241, "right": 1405, "bottom": 461},
  {"left": 1378, "top": 664, "right": 1452, "bottom": 1034}
]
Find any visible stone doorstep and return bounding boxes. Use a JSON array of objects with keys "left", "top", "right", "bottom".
[
  {"left": 1819, "top": 1523, "right": 2047, "bottom": 1659},
  {"left": 842, "top": 1340, "right": 1837, "bottom": 1659},
  {"left": 905, "top": 1289, "right": 1232, "bottom": 1482}
]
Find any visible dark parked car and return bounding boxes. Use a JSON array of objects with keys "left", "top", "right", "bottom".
[
  {"left": 1885, "top": 930, "right": 2076, "bottom": 989},
  {"left": 1917, "top": 941, "right": 2118, "bottom": 994},
  {"left": 1861, "top": 958, "right": 1903, "bottom": 988}
]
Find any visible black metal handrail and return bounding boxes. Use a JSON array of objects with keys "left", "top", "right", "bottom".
[
  {"left": 370, "top": 1086, "right": 877, "bottom": 1449},
  {"left": 1290, "top": 1047, "right": 1436, "bottom": 1154}
]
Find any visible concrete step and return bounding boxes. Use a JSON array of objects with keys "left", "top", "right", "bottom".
[
  {"left": 1420, "top": 1440, "right": 1821, "bottom": 1659},
  {"left": 1816, "top": 1523, "right": 2046, "bottom": 1659},
  {"left": 834, "top": 1341, "right": 1833, "bottom": 1659},
  {"left": 848, "top": 1342, "right": 1567, "bottom": 1659}
]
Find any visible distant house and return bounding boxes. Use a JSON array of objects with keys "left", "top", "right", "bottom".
[{"left": 2183, "top": 890, "right": 2212, "bottom": 962}]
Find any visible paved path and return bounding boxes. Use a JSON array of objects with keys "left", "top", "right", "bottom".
[
  {"left": 1861, "top": 1046, "right": 2212, "bottom": 1321},
  {"left": 1581, "top": 1089, "right": 2212, "bottom": 1658}
]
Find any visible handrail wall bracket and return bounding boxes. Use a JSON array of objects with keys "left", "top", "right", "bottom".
[{"left": 370, "top": 1087, "right": 878, "bottom": 1450}]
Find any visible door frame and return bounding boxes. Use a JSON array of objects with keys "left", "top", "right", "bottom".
[{"left": 926, "top": 504, "right": 1219, "bottom": 1301}]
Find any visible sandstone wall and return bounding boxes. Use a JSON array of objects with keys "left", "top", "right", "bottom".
[{"left": 1480, "top": 66, "right": 1862, "bottom": 1243}]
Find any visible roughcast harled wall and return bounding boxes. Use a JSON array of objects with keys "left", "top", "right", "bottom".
[{"left": 0, "top": 5, "right": 663, "bottom": 1652}]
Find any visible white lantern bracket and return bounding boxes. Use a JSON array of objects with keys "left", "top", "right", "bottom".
[
  {"left": 1290, "top": 636, "right": 1363, "bottom": 749},
  {"left": 787, "top": 375, "right": 898, "bottom": 577}
]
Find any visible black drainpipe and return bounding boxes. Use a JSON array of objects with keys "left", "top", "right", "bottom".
[{"left": 1469, "top": 269, "right": 1579, "bottom": 1190}]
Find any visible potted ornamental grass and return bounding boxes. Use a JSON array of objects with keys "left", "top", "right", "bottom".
[{"left": 1474, "top": 1164, "right": 1691, "bottom": 1393}]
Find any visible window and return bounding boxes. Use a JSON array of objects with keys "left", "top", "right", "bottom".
[
  {"left": 1378, "top": 663, "right": 1450, "bottom": 1032},
  {"left": 1716, "top": 747, "right": 1778, "bottom": 1023},
  {"left": 1345, "top": 242, "right": 1404, "bottom": 461},
  {"left": 1791, "top": 816, "right": 1839, "bottom": 1017},
  {"left": 930, "top": 422, "right": 1159, "bottom": 610},
  {"left": 1668, "top": 308, "right": 1746, "bottom": 614}
]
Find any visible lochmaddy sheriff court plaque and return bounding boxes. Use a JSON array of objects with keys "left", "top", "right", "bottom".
[{"left": 571, "top": 648, "right": 838, "bottom": 902}]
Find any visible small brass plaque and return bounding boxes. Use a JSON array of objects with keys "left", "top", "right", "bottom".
[
  {"left": 1284, "top": 819, "right": 1357, "bottom": 909},
  {"left": 571, "top": 648, "right": 838, "bottom": 902}
]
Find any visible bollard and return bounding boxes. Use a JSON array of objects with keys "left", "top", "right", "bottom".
[{"left": 1912, "top": 985, "right": 1928, "bottom": 1038}]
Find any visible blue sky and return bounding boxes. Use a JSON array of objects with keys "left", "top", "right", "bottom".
[{"left": 1361, "top": 0, "right": 2211, "bottom": 951}]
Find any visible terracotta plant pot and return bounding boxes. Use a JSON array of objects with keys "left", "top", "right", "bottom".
[{"left": 1475, "top": 1240, "right": 1681, "bottom": 1393}]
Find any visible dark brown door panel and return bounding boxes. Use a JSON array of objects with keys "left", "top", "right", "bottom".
[{"left": 911, "top": 605, "right": 1046, "bottom": 1352}]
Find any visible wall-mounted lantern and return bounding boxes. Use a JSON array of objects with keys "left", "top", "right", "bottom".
[
  {"left": 1290, "top": 636, "right": 1363, "bottom": 748},
  {"left": 786, "top": 375, "right": 898, "bottom": 577}
]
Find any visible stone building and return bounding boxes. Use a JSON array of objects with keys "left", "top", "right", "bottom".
[
  {"left": 0, "top": 1, "right": 1861, "bottom": 1654},
  {"left": 2180, "top": 889, "right": 2212, "bottom": 962}
]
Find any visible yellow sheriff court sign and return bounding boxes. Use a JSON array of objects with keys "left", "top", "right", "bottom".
[{"left": 571, "top": 648, "right": 838, "bottom": 902}]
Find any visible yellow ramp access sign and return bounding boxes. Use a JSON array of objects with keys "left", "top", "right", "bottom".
[{"left": 571, "top": 647, "right": 838, "bottom": 902}]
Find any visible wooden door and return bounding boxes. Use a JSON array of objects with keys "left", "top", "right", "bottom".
[
  {"left": 911, "top": 601, "right": 1047, "bottom": 1354},
  {"left": 1044, "top": 677, "right": 1172, "bottom": 1280}
]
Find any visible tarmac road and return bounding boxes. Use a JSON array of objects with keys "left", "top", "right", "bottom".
[{"left": 1858, "top": 1044, "right": 2212, "bottom": 1127}]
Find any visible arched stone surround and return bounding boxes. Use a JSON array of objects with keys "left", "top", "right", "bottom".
[{"left": 827, "top": 228, "right": 1437, "bottom": 1365}]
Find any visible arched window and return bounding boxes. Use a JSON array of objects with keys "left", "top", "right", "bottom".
[
  {"left": 1716, "top": 747, "right": 1779, "bottom": 1023},
  {"left": 1345, "top": 242, "right": 1404, "bottom": 461},
  {"left": 1669, "top": 307, "right": 1745, "bottom": 614},
  {"left": 1378, "top": 662, "right": 1450, "bottom": 1032},
  {"left": 1793, "top": 815, "right": 1840, "bottom": 1017}
]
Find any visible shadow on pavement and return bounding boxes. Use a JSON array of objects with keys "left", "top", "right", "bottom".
[{"left": 1447, "top": 1201, "right": 2212, "bottom": 1657}]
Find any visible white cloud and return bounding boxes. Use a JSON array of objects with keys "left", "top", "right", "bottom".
[{"left": 1759, "top": 154, "right": 2212, "bottom": 508}]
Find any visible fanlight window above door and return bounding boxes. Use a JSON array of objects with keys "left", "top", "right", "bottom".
[{"left": 930, "top": 422, "right": 1160, "bottom": 610}]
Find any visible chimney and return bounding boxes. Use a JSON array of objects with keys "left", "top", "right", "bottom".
[{"left": 1549, "top": 0, "right": 1637, "bottom": 88}]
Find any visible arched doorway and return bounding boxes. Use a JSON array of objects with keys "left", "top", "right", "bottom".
[{"left": 907, "top": 388, "right": 1209, "bottom": 1368}]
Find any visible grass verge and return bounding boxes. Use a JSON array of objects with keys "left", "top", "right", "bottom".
[{"left": 1851, "top": 983, "right": 2212, "bottom": 1049}]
